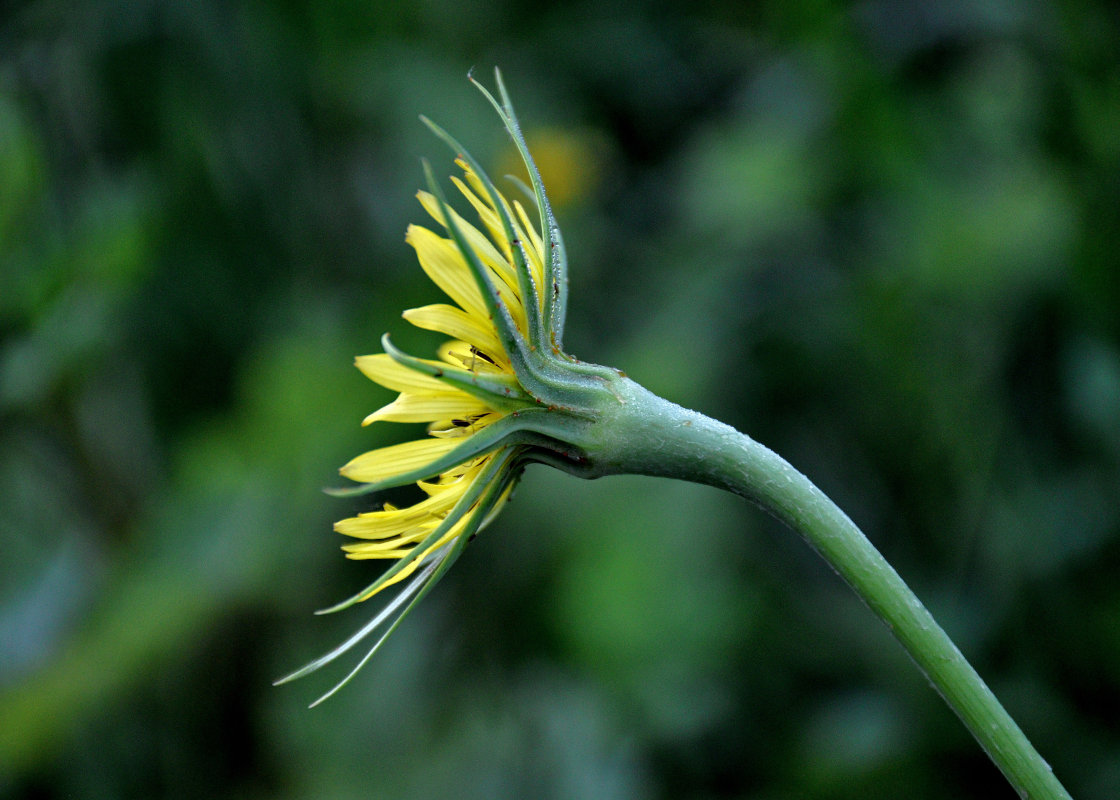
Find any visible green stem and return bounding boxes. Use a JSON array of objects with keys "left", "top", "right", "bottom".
[{"left": 590, "top": 378, "right": 1072, "bottom": 799}]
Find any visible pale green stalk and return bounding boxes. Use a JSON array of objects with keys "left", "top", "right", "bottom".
[{"left": 576, "top": 377, "right": 1073, "bottom": 800}]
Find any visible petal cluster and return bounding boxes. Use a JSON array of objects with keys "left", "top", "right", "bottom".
[
  {"left": 278, "top": 71, "right": 600, "bottom": 705},
  {"left": 334, "top": 157, "right": 547, "bottom": 595}
]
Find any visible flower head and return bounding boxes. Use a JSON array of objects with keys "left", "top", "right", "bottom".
[
  {"left": 331, "top": 155, "right": 546, "bottom": 589},
  {"left": 277, "top": 70, "right": 620, "bottom": 705}
]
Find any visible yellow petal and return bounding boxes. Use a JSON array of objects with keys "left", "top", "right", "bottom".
[
  {"left": 419, "top": 455, "right": 490, "bottom": 491},
  {"left": 337, "top": 528, "right": 433, "bottom": 552},
  {"left": 455, "top": 158, "right": 493, "bottom": 202},
  {"left": 355, "top": 353, "right": 447, "bottom": 393},
  {"left": 451, "top": 175, "right": 509, "bottom": 262},
  {"left": 416, "top": 190, "right": 518, "bottom": 293},
  {"left": 340, "top": 437, "right": 462, "bottom": 483},
  {"left": 346, "top": 514, "right": 467, "bottom": 570},
  {"left": 406, "top": 225, "right": 487, "bottom": 320},
  {"left": 402, "top": 304, "right": 507, "bottom": 366},
  {"left": 342, "top": 545, "right": 415, "bottom": 559},
  {"left": 339, "top": 519, "right": 443, "bottom": 554},
  {"left": 335, "top": 490, "right": 459, "bottom": 539},
  {"left": 363, "top": 392, "right": 493, "bottom": 425}
]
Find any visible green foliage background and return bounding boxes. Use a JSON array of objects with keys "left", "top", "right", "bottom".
[{"left": 2, "top": 1, "right": 1119, "bottom": 798}]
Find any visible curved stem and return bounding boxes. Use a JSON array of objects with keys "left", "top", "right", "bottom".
[{"left": 593, "top": 379, "right": 1072, "bottom": 800}]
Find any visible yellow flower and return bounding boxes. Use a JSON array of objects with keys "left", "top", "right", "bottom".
[
  {"left": 333, "top": 156, "right": 547, "bottom": 594},
  {"left": 277, "top": 71, "right": 614, "bottom": 705}
]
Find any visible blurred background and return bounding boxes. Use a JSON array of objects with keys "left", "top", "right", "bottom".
[{"left": 2, "top": 1, "right": 1119, "bottom": 798}]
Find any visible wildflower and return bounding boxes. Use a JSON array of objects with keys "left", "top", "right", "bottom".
[
  {"left": 331, "top": 154, "right": 546, "bottom": 594},
  {"left": 276, "top": 71, "right": 618, "bottom": 705}
]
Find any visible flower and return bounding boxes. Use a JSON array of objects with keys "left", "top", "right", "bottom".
[
  {"left": 277, "top": 70, "right": 620, "bottom": 705},
  {"left": 332, "top": 156, "right": 545, "bottom": 590}
]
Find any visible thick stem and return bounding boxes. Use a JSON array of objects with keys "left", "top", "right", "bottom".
[{"left": 589, "top": 378, "right": 1071, "bottom": 799}]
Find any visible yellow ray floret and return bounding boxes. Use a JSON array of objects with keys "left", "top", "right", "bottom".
[
  {"left": 401, "top": 304, "right": 507, "bottom": 367},
  {"left": 334, "top": 490, "right": 460, "bottom": 541},
  {"left": 347, "top": 512, "right": 473, "bottom": 597},
  {"left": 416, "top": 191, "right": 517, "bottom": 296},
  {"left": 354, "top": 353, "right": 454, "bottom": 393},
  {"left": 363, "top": 392, "right": 493, "bottom": 425},
  {"left": 340, "top": 437, "right": 463, "bottom": 484}
]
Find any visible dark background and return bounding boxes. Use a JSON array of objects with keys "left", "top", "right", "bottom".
[{"left": 2, "top": 1, "right": 1119, "bottom": 798}]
